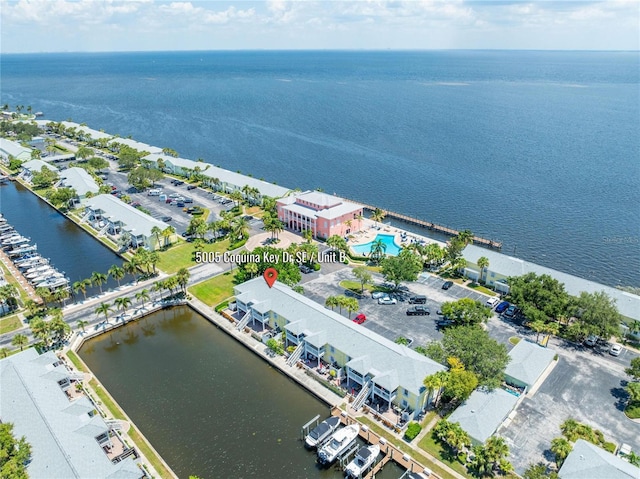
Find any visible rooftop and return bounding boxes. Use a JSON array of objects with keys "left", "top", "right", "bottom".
[
  {"left": 279, "top": 191, "right": 362, "bottom": 220},
  {"left": 0, "top": 137, "right": 32, "bottom": 158},
  {"left": 22, "top": 159, "right": 59, "bottom": 173},
  {"left": 463, "top": 244, "right": 640, "bottom": 322},
  {"left": 0, "top": 349, "right": 142, "bottom": 479},
  {"left": 504, "top": 340, "right": 556, "bottom": 388},
  {"left": 81, "top": 194, "right": 169, "bottom": 237},
  {"left": 109, "top": 137, "right": 163, "bottom": 155},
  {"left": 234, "top": 278, "right": 445, "bottom": 395},
  {"left": 59, "top": 167, "right": 100, "bottom": 197},
  {"left": 559, "top": 439, "right": 640, "bottom": 479},
  {"left": 447, "top": 388, "right": 519, "bottom": 444}
]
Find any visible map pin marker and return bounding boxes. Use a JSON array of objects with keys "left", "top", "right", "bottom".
[{"left": 264, "top": 267, "right": 278, "bottom": 288}]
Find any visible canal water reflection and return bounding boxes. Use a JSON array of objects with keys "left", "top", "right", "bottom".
[
  {"left": 0, "top": 181, "right": 124, "bottom": 294},
  {"left": 79, "top": 306, "right": 404, "bottom": 479}
]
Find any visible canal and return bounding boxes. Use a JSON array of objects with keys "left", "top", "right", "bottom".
[
  {"left": 0, "top": 181, "right": 124, "bottom": 294},
  {"left": 78, "top": 306, "right": 405, "bottom": 479}
]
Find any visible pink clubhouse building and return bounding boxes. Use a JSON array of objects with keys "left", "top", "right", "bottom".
[{"left": 277, "top": 191, "right": 364, "bottom": 239}]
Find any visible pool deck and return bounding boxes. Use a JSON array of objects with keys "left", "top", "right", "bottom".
[{"left": 349, "top": 219, "right": 446, "bottom": 256}]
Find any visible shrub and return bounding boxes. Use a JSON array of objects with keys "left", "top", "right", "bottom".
[
  {"left": 404, "top": 422, "right": 422, "bottom": 441},
  {"left": 313, "top": 262, "right": 321, "bottom": 271},
  {"left": 603, "top": 442, "right": 617, "bottom": 453}
]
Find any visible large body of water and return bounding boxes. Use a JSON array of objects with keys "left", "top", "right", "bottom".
[
  {"left": 1, "top": 51, "right": 638, "bottom": 288},
  {"left": 78, "top": 306, "right": 403, "bottom": 479},
  {"left": 0, "top": 181, "right": 122, "bottom": 294}
]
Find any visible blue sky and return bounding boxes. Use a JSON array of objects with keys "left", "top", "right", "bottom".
[{"left": 1, "top": 0, "right": 638, "bottom": 53}]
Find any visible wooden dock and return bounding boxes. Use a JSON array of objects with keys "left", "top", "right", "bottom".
[
  {"left": 342, "top": 196, "right": 502, "bottom": 250},
  {"left": 0, "top": 248, "right": 42, "bottom": 304},
  {"left": 331, "top": 407, "right": 438, "bottom": 479}
]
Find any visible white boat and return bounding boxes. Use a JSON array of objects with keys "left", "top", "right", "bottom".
[
  {"left": 38, "top": 277, "right": 69, "bottom": 289},
  {"left": 345, "top": 444, "right": 380, "bottom": 478},
  {"left": 2, "top": 236, "right": 29, "bottom": 246},
  {"left": 0, "top": 233, "right": 20, "bottom": 242},
  {"left": 25, "top": 265, "right": 54, "bottom": 276},
  {"left": 305, "top": 416, "right": 341, "bottom": 448},
  {"left": 14, "top": 254, "right": 42, "bottom": 264},
  {"left": 17, "top": 258, "right": 48, "bottom": 269},
  {"left": 26, "top": 268, "right": 56, "bottom": 280},
  {"left": 8, "top": 245, "right": 37, "bottom": 256},
  {"left": 317, "top": 424, "right": 359, "bottom": 464},
  {"left": 32, "top": 272, "right": 65, "bottom": 285}
]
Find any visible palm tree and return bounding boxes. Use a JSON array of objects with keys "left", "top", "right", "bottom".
[
  {"left": 484, "top": 436, "right": 510, "bottom": 470},
  {"left": 77, "top": 319, "right": 89, "bottom": 333},
  {"left": 345, "top": 297, "right": 359, "bottom": 319},
  {"left": 371, "top": 208, "right": 386, "bottom": 228},
  {"left": 176, "top": 268, "right": 190, "bottom": 294},
  {"left": 73, "top": 281, "right": 86, "bottom": 302},
  {"left": 369, "top": 239, "right": 387, "bottom": 264},
  {"left": 54, "top": 288, "right": 70, "bottom": 306},
  {"left": 551, "top": 437, "right": 573, "bottom": 467},
  {"left": 108, "top": 265, "right": 125, "bottom": 287},
  {"left": 161, "top": 225, "right": 175, "bottom": 247},
  {"left": 91, "top": 271, "right": 108, "bottom": 294},
  {"left": 626, "top": 451, "right": 640, "bottom": 467},
  {"left": 457, "top": 229, "right": 474, "bottom": 246},
  {"left": 135, "top": 289, "right": 150, "bottom": 309},
  {"left": 245, "top": 262, "right": 259, "bottom": 279},
  {"left": 95, "top": 302, "right": 113, "bottom": 323},
  {"left": 229, "top": 190, "right": 244, "bottom": 209},
  {"left": 123, "top": 260, "right": 138, "bottom": 282},
  {"left": 542, "top": 321, "right": 560, "bottom": 343},
  {"left": 151, "top": 226, "right": 163, "bottom": 250},
  {"left": 325, "top": 296, "right": 339, "bottom": 311},
  {"left": 424, "top": 370, "right": 449, "bottom": 407},
  {"left": 11, "top": 333, "right": 28, "bottom": 351},
  {"left": 477, "top": 256, "right": 489, "bottom": 284},
  {"left": 529, "top": 320, "right": 547, "bottom": 344},
  {"left": 0, "top": 347, "right": 9, "bottom": 358},
  {"left": 35, "top": 287, "right": 53, "bottom": 308},
  {"left": 231, "top": 216, "right": 249, "bottom": 241},
  {"left": 560, "top": 418, "right": 581, "bottom": 442},
  {"left": 114, "top": 297, "right": 132, "bottom": 318}
]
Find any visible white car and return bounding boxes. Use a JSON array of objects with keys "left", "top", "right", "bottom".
[
  {"left": 371, "top": 291, "right": 387, "bottom": 299},
  {"left": 378, "top": 296, "right": 397, "bottom": 305},
  {"left": 584, "top": 335, "right": 598, "bottom": 347},
  {"left": 609, "top": 344, "right": 622, "bottom": 356},
  {"left": 486, "top": 297, "right": 500, "bottom": 308}
]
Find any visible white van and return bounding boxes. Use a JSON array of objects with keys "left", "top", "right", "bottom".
[{"left": 148, "top": 189, "right": 161, "bottom": 196}]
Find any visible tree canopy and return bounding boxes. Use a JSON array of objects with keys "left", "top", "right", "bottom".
[
  {"left": 421, "top": 325, "right": 510, "bottom": 389},
  {"left": 440, "top": 298, "right": 491, "bottom": 327},
  {"left": 380, "top": 249, "right": 422, "bottom": 289},
  {"left": 235, "top": 245, "right": 301, "bottom": 286},
  {"left": 570, "top": 290, "right": 622, "bottom": 339},
  {"left": 0, "top": 422, "right": 31, "bottom": 479},
  {"left": 507, "top": 272, "right": 570, "bottom": 323}
]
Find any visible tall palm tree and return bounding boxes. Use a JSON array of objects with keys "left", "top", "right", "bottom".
[
  {"left": 135, "top": 289, "right": 150, "bottom": 309},
  {"left": 108, "top": 265, "right": 125, "bottom": 287},
  {"left": 11, "top": 333, "right": 28, "bottom": 351},
  {"left": 477, "top": 256, "right": 489, "bottom": 283},
  {"left": 424, "top": 370, "right": 449, "bottom": 407},
  {"left": 457, "top": 229, "right": 474, "bottom": 246},
  {"left": 151, "top": 226, "right": 163, "bottom": 250},
  {"left": 35, "top": 287, "right": 53, "bottom": 308},
  {"left": 123, "top": 260, "right": 138, "bottom": 282},
  {"left": 369, "top": 239, "right": 387, "bottom": 264},
  {"left": 345, "top": 297, "right": 359, "bottom": 319},
  {"left": 325, "top": 296, "right": 339, "bottom": 311},
  {"left": 91, "top": 271, "right": 108, "bottom": 294},
  {"left": 161, "top": 225, "right": 175, "bottom": 247},
  {"left": 371, "top": 208, "right": 386, "bottom": 228},
  {"left": 54, "top": 288, "right": 70, "bottom": 306},
  {"left": 560, "top": 418, "right": 581, "bottom": 442},
  {"left": 73, "top": 281, "right": 86, "bottom": 302},
  {"left": 176, "top": 268, "right": 190, "bottom": 294},
  {"left": 114, "top": 297, "right": 132, "bottom": 318},
  {"left": 0, "top": 347, "right": 9, "bottom": 358},
  {"left": 231, "top": 216, "right": 249, "bottom": 241},
  {"left": 484, "top": 436, "right": 510, "bottom": 469},
  {"left": 626, "top": 451, "right": 640, "bottom": 467},
  {"left": 95, "top": 302, "right": 113, "bottom": 323},
  {"left": 245, "top": 262, "right": 258, "bottom": 279},
  {"left": 529, "top": 320, "right": 547, "bottom": 344},
  {"left": 77, "top": 319, "right": 89, "bottom": 333},
  {"left": 551, "top": 437, "right": 573, "bottom": 467}
]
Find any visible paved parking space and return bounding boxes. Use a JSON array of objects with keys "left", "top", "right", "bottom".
[{"left": 501, "top": 345, "right": 640, "bottom": 474}]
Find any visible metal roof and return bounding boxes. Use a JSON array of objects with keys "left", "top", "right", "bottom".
[
  {"left": 59, "top": 167, "right": 100, "bottom": 196},
  {"left": 81, "top": 194, "right": 169, "bottom": 237},
  {"left": 504, "top": 340, "right": 556, "bottom": 388},
  {"left": 0, "top": 349, "right": 142, "bottom": 479},
  {"left": 0, "top": 137, "right": 32, "bottom": 158},
  {"left": 22, "top": 159, "right": 59, "bottom": 173},
  {"left": 559, "top": 439, "right": 640, "bottom": 479},
  {"left": 463, "top": 244, "right": 640, "bottom": 321},
  {"left": 234, "top": 278, "right": 445, "bottom": 395},
  {"left": 447, "top": 388, "right": 519, "bottom": 444},
  {"left": 278, "top": 191, "right": 362, "bottom": 221},
  {"left": 109, "top": 138, "right": 163, "bottom": 155}
]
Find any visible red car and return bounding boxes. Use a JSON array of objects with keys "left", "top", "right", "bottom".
[{"left": 352, "top": 314, "right": 366, "bottom": 324}]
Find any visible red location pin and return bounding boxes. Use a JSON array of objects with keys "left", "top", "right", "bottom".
[{"left": 264, "top": 268, "right": 278, "bottom": 288}]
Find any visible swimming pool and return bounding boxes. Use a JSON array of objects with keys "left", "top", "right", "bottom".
[{"left": 351, "top": 233, "right": 402, "bottom": 256}]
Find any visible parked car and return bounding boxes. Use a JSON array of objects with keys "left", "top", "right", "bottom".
[
  {"left": 495, "top": 301, "right": 510, "bottom": 314},
  {"left": 505, "top": 305, "right": 518, "bottom": 317},
  {"left": 183, "top": 197, "right": 193, "bottom": 204},
  {"left": 408, "top": 295, "right": 427, "bottom": 304},
  {"left": 436, "top": 318, "right": 455, "bottom": 328},
  {"left": 442, "top": 281, "right": 454, "bottom": 290},
  {"left": 609, "top": 344, "right": 622, "bottom": 356},
  {"left": 378, "top": 296, "right": 397, "bottom": 305},
  {"left": 406, "top": 306, "right": 430, "bottom": 316},
  {"left": 299, "top": 265, "right": 312, "bottom": 274},
  {"left": 486, "top": 297, "right": 500, "bottom": 308},
  {"left": 371, "top": 291, "right": 387, "bottom": 299},
  {"left": 161, "top": 216, "right": 172, "bottom": 222},
  {"left": 176, "top": 201, "right": 185, "bottom": 207},
  {"left": 352, "top": 314, "right": 366, "bottom": 325},
  {"left": 584, "top": 335, "right": 598, "bottom": 347},
  {"left": 131, "top": 202, "right": 141, "bottom": 208},
  {"left": 187, "top": 185, "right": 197, "bottom": 190}
]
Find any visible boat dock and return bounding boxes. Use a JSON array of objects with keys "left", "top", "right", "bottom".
[
  {"left": 0, "top": 248, "right": 42, "bottom": 304},
  {"left": 326, "top": 407, "right": 437, "bottom": 479},
  {"left": 342, "top": 196, "right": 502, "bottom": 250}
]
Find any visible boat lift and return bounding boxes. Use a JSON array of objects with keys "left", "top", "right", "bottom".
[{"left": 300, "top": 414, "right": 320, "bottom": 441}]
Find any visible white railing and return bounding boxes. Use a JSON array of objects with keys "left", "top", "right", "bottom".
[
  {"left": 286, "top": 342, "right": 304, "bottom": 367},
  {"left": 235, "top": 311, "right": 250, "bottom": 330},
  {"left": 352, "top": 380, "right": 372, "bottom": 411}
]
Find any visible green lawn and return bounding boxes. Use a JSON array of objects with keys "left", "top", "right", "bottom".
[
  {"left": 157, "top": 238, "right": 230, "bottom": 274},
  {"left": 89, "top": 378, "right": 127, "bottom": 421},
  {"left": 509, "top": 336, "right": 521, "bottom": 345},
  {"left": 339, "top": 280, "right": 371, "bottom": 294},
  {"left": 0, "top": 314, "right": 22, "bottom": 334},
  {"left": 418, "top": 431, "right": 470, "bottom": 477},
  {"left": 357, "top": 416, "right": 460, "bottom": 479},
  {"left": 66, "top": 350, "right": 89, "bottom": 373},
  {"left": 467, "top": 283, "right": 496, "bottom": 296},
  {"left": 188, "top": 272, "right": 237, "bottom": 307},
  {"left": 0, "top": 262, "right": 29, "bottom": 303},
  {"left": 625, "top": 401, "right": 640, "bottom": 419},
  {"left": 128, "top": 427, "right": 174, "bottom": 479}
]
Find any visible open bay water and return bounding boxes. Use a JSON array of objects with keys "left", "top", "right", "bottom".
[
  {"left": 79, "top": 306, "right": 404, "bottom": 479},
  {"left": 1, "top": 50, "right": 638, "bottom": 288}
]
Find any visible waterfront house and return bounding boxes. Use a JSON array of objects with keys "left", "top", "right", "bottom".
[
  {"left": 0, "top": 137, "right": 32, "bottom": 162},
  {"left": 558, "top": 439, "right": 639, "bottom": 478},
  {"left": 20, "top": 159, "right": 59, "bottom": 183},
  {"left": 0, "top": 349, "right": 145, "bottom": 478},
  {"left": 234, "top": 278, "right": 446, "bottom": 417},
  {"left": 462, "top": 244, "right": 640, "bottom": 322},
  {"left": 81, "top": 194, "right": 176, "bottom": 251},
  {"left": 108, "top": 137, "right": 163, "bottom": 155},
  {"left": 276, "top": 191, "right": 364, "bottom": 239},
  {"left": 143, "top": 152, "right": 290, "bottom": 200},
  {"left": 58, "top": 167, "right": 100, "bottom": 198}
]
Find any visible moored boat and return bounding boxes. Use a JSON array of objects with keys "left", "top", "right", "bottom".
[
  {"left": 38, "top": 277, "right": 69, "bottom": 290},
  {"left": 2, "top": 236, "right": 30, "bottom": 247},
  {"left": 26, "top": 267, "right": 56, "bottom": 280},
  {"left": 345, "top": 444, "right": 380, "bottom": 478},
  {"left": 32, "top": 272, "right": 65, "bottom": 285},
  {"left": 25, "top": 264, "right": 54, "bottom": 276},
  {"left": 317, "top": 424, "right": 359, "bottom": 464},
  {"left": 305, "top": 416, "right": 341, "bottom": 448},
  {"left": 8, "top": 244, "right": 37, "bottom": 256}
]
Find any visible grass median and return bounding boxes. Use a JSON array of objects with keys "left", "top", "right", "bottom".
[
  {"left": 0, "top": 314, "right": 22, "bottom": 335},
  {"left": 157, "top": 238, "right": 230, "bottom": 274},
  {"left": 188, "top": 272, "right": 237, "bottom": 307}
]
